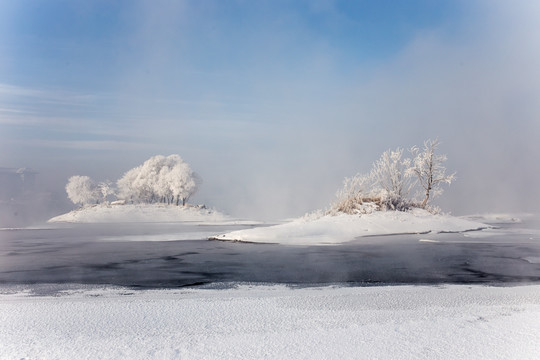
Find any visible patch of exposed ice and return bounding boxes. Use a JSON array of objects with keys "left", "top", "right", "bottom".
[
  {"left": 99, "top": 231, "right": 220, "bottom": 242},
  {"left": 460, "top": 213, "right": 529, "bottom": 224},
  {"left": 523, "top": 257, "right": 540, "bottom": 264},
  {"left": 463, "top": 230, "right": 505, "bottom": 238}
]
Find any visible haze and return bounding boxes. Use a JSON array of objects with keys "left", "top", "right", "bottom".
[{"left": 1, "top": 0, "right": 539, "bottom": 222}]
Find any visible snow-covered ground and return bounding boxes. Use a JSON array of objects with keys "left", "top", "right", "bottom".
[
  {"left": 47, "top": 204, "right": 257, "bottom": 225},
  {"left": 211, "top": 209, "right": 490, "bottom": 245},
  {"left": 1, "top": 284, "right": 539, "bottom": 359}
]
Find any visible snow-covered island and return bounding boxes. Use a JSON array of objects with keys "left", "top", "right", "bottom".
[
  {"left": 49, "top": 155, "right": 258, "bottom": 225},
  {"left": 48, "top": 203, "right": 244, "bottom": 224},
  {"left": 211, "top": 140, "right": 491, "bottom": 245},
  {"left": 52, "top": 142, "right": 492, "bottom": 242},
  {"left": 209, "top": 209, "right": 489, "bottom": 245}
]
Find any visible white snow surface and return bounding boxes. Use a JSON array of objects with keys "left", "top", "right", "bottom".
[
  {"left": 47, "top": 204, "right": 256, "bottom": 225},
  {"left": 211, "top": 209, "right": 490, "bottom": 245},
  {"left": 1, "top": 284, "right": 539, "bottom": 359}
]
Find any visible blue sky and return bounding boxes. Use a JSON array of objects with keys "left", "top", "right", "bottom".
[
  {"left": 2, "top": 1, "right": 458, "bottom": 85},
  {"left": 1, "top": 0, "right": 539, "bottom": 219}
]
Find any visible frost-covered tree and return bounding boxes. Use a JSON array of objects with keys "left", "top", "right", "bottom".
[
  {"left": 330, "top": 172, "right": 379, "bottom": 214},
  {"left": 117, "top": 156, "right": 165, "bottom": 203},
  {"left": 408, "top": 139, "right": 456, "bottom": 209},
  {"left": 98, "top": 180, "right": 115, "bottom": 203},
  {"left": 371, "top": 148, "right": 413, "bottom": 205},
  {"left": 116, "top": 166, "right": 140, "bottom": 203},
  {"left": 159, "top": 155, "right": 202, "bottom": 206},
  {"left": 116, "top": 154, "right": 201, "bottom": 205},
  {"left": 329, "top": 140, "right": 456, "bottom": 214},
  {"left": 330, "top": 147, "right": 415, "bottom": 214},
  {"left": 65, "top": 175, "right": 99, "bottom": 205}
]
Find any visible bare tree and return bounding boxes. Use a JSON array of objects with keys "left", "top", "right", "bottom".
[{"left": 408, "top": 139, "right": 455, "bottom": 209}]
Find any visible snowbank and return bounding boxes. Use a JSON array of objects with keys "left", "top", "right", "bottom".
[
  {"left": 210, "top": 208, "right": 490, "bottom": 245},
  {"left": 1, "top": 284, "right": 539, "bottom": 359},
  {"left": 47, "top": 204, "right": 254, "bottom": 224}
]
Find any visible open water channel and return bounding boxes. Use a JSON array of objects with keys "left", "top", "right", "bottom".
[{"left": 1, "top": 218, "right": 540, "bottom": 292}]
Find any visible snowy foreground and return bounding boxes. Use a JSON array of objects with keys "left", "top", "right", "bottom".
[
  {"left": 211, "top": 209, "right": 490, "bottom": 245},
  {"left": 48, "top": 204, "right": 256, "bottom": 225},
  {"left": 1, "top": 284, "right": 539, "bottom": 359}
]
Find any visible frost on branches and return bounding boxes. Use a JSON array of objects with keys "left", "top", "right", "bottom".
[
  {"left": 408, "top": 139, "right": 456, "bottom": 209},
  {"left": 329, "top": 139, "right": 455, "bottom": 215},
  {"left": 66, "top": 176, "right": 100, "bottom": 206},
  {"left": 117, "top": 155, "right": 201, "bottom": 206},
  {"left": 64, "top": 155, "right": 202, "bottom": 207}
]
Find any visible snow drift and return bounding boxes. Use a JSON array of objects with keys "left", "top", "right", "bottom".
[{"left": 210, "top": 208, "right": 490, "bottom": 245}]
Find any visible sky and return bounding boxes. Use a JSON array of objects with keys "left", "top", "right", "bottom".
[{"left": 1, "top": 0, "right": 539, "bottom": 220}]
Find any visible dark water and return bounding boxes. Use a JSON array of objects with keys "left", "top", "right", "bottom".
[{"left": 1, "top": 219, "right": 540, "bottom": 289}]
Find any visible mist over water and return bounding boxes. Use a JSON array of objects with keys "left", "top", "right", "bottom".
[
  {"left": 1, "top": 1, "right": 539, "bottom": 222},
  {"left": 1, "top": 219, "right": 539, "bottom": 290},
  {"left": 0, "top": 0, "right": 538, "bottom": 293}
]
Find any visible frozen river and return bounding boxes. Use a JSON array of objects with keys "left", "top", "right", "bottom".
[{"left": 1, "top": 219, "right": 540, "bottom": 290}]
